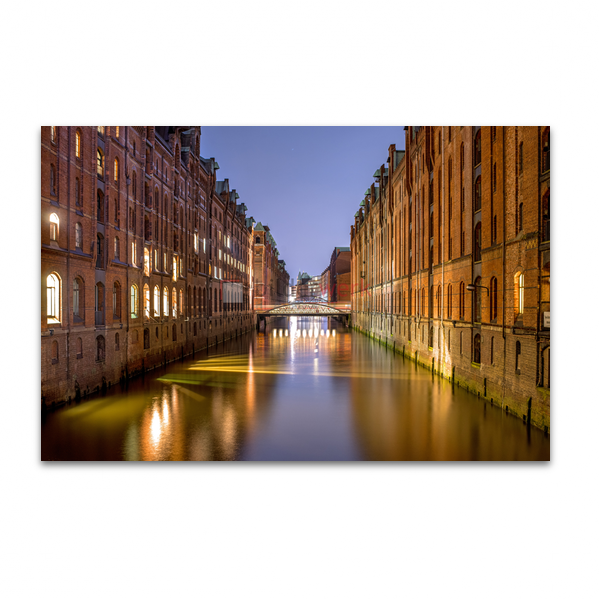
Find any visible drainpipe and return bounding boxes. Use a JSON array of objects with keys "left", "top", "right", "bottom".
[
  {"left": 66, "top": 127, "right": 71, "bottom": 387},
  {"left": 441, "top": 127, "right": 445, "bottom": 342},
  {"left": 502, "top": 126, "right": 507, "bottom": 404}
]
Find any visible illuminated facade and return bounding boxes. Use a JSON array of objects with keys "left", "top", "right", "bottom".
[
  {"left": 42, "top": 126, "right": 255, "bottom": 407},
  {"left": 252, "top": 222, "right": 289, "bottom": 309},
  {"left": 351, "top": 126, "right": 550, "bottom": 430}
]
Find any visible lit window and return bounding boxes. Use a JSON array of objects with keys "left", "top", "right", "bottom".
[
  {"left": 154, "top": 286, "right": 160, "bottom": 317},
  {"left": 50, "top": 126, "right": 56, "bottom": 144},
  {"left": 114, "top": 157, "right": 119, "bottom": 182},
  {"left": 131, "top": 241, "right": 137, "bottom": 266},
  {"left": 97, "top": 126, "right": 105, "bottom": 136},
  {"left": 172, "top": 288, "right": 178, "bottom": 318},
  {"left": 75, "top": 130, "right": 81, "bottom": 158},
  {"left": 75, "top": 223, "right": 82, "bottom": 248},
  {"left": 114, "top": 236, "right": 120, "bottom": 260},
  {"left": 144, "top": 284, "right": 150, "bottom": 318},
  {"left": 50, "top": 213, "right": 59, "bottom": 241},
  {"left": 179, "top": 289, "right": 183, "bottom": 316},
  {"left": 163, "top": 287, "right": 169, "bottom": 316},
  {"left": 144, "top": 248, "right": 150, "bottom": 277},
  {"left": 47, "top": 273, "right": 61, "bottom": 323},
  {"left": 115, "top": 126, "right": 120, "bottom": 139},
  {"left": 518, "top": 273, "right": 524, "bottom": 314},
  {"left": 97, "top": 148, "right": 104, "bottom": 178},
  {"left": 130, "top": 285, "right": 139, "bottom": 318},
  {"left": 172, "top": 257, "right": 177, "bottom": 282}
]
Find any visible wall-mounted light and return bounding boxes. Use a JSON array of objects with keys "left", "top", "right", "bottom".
[{"left": 466, "top": 283, "right": 489, "bottom": 296}]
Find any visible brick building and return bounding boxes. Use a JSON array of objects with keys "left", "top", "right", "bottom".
[
  {"left": 329, "top": 247, "right": 351, "bottom": 302},
  {"left": 351, "top": 126, "right": 550, "bottom": 430},
  {"left": 252, "top": 222, "right": 289, "bottom": 309},
  {"left": 42, "top": 126, "right": 256, "bottom": 408}
]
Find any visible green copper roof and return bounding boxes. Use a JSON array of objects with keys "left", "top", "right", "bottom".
[
  {"left": 360, "top": 200, "right": 365, "bottom": 206},
  {"left": 373, "top": 169, "right": 380, "bottom": 177},
  {"left": 354, "top": 211, "right": 359, "bottom": 217},
  {"left": 365, "top": 189, "right": 371, "bottom": 195}
]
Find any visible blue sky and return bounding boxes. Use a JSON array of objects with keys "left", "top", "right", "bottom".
[{"left": 201, "top": 126, "right": 404, "bottom": 284}]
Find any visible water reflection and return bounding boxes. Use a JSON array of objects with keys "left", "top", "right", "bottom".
[{"left": 41, "top": 317, "right": 549, "bottom": 461}]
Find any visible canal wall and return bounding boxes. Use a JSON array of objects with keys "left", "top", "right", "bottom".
[
  {"left": 41, "top": 316, "right": 256, "bottom": 410},
  {"left": 352, "top": 313, "right": 550, "bottom": 433}
]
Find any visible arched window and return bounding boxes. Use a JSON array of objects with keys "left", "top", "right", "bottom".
[
  {"left": 447, "top": 284, "right": 452, "bottom": 319},
  {"left": 76, "top": 337, "right": 83, "bottom": 358},
  {"left": 47, "top": 273, "right": 61, "bottom": 323},
  {"left": 172, "top": 288, "right": 178, "bottom": 318},
  {"left": 114, "top": 157, "right": 119, "bottom": 182},
  {"left": 75, "top": 130, "right": 81, "bottom": 158},
  {"left": 542, "top": 128, "right": 550, "bottom": 172},
  {"left": 490, "top": 277, "right": 498, "bottom": 321},
  {"left": 144, "top": 328, "right": 150, "bottom": 349},
  {"left": 474, "top": 222, "right": 482, "bottom": 261},
  {"left": 474, "top": 129, "right": 481, "bottom": 165},
  {"left": 474, "top": 276, "right": 482, "bottom": 323},
  {"left": 515, "top": 340, "right": 521, "bottom": 373},
  {"left": 130, "top": 285, "right": 139, "bottom": 318},
  {"left": 542, "top": 190, "right": 550, "bottom": 242},
  {"left": 143, "top": 284, "right": 150, "bottom": 318},
  {"left": 51, "top": 340, "right": 59, "bottom": 364},
  {"left": 97, "top": 148, "right": 104, "bottom": 178},
  {"left": 114, "top": 236, "right": 120, "bottom": 260},
  {"left": 153, "top": 286, "right": 160, "bottom": 317},
  {"left": 180, "top": 288, "right": 184, "bottom": 316},
  {"left": 75, "top": 222, "right": 82, "bottom": 248},
  {"left": 473, "top": 333, "right": 481, "bottom": 364},
  {"left": 50, "top": 164, "right": 56, "bottom": 195},
  {"left": 73, "top": 277, "right": 83, "bottom": 320},
  {"left": 514, "top": 272, "right": 524, "bottom": 318},
  {"left": 113, "top": 281, "right": 121, "bottom": 318},
  {"left": 95, "top": 282, "right": 105, "bottom": 325},
  {"left": 163, "top": 286, "right": 169, "bottom": 316},
  {"left": 96, "top": 335, "right": 105, "bottom": 362},
  {"left": 474, "top": 176, "right": 481, "bottom": 212},
  {"left": 50, "top": 213, "right": 59, "bottom": 241},
  {"left": 459, "top": 281, "right": 465, "bottom": 320}
]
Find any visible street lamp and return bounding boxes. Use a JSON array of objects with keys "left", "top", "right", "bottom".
[{"left": 466, "top": 283, "right": 489, "bottom": 296}]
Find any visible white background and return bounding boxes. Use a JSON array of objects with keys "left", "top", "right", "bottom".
[{"left": 1, "top": 0, "right": 597, "bottom": 597}]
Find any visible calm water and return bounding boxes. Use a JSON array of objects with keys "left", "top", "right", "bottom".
[{"left": 41, "top": 317, "right": 550, "bottom": 461}]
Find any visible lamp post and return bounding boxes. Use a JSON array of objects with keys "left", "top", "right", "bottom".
[{"left": 466, "top": 283, "right": 489, "bottom": 296}]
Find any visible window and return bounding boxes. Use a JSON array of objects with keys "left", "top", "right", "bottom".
[
  {"left": 542, "top": 191, "right": 550, "bottom": 242},
  {"left": 97, "top": 126, "right": 105, "bottom": 136},
  {"left": 75, "top": 177, "right": 81, "bottom": 207},
  {"left": 73, "top": 278, "right": 82, "bottom": 320},
  {"left": 143, "top": 247, "right": 150, "bottom": 276},
  {"left": 114, "top": 236, "right": 120, "bottom": 260},
  {"left": 50, "top": 164, "right": 57, "bottom": 195},
  {"left": 474, "top": 277, "right": 482, "bottom": 323},
  {"left": 459, "top": 281, "right": 465, "bottom": 320},
  {"left": 518, "top": 202, "right": 524, "bottom": 232},
  {"left": 515, "top": 341, "right": 521, "bottom": 373},
  {"left": 114, "top": 157, "right": 119, "bottom": 182},
  {"left": 76, "top": 337, "right": 83, "bottom": 358},
  {"left": 95, "top": 282, "right": 105, "bottom": 325},
  {"left": 490, "top": 277, "right": 498, "bottom": 321},
  {"left": 50, "top": 213, "right": 59, "bottom": 241},
  {"left": 115, "top": 126, "right": 120, "bottom": 139},
  {"left": 132, "top": 172, "right": 137, "bottom": 199},
  {"left": 75, "top": 223, "right": 82, "bottom": 249},
  {"left": 96, "top": 233, "right": 104, "bottom": 269},
  {"left": 514, "top": 272, "right": 524, "bottom": 317},
  {"left": 172, "top": 288, "right": 178, "bottom": 318},
  {"left": 473, "top": 333, "right": 481, "bottom": 364},
  {"left": 75, "top": 130, "right": 81, "bottom": 158},
  {"left": 172, "top": 323, "right": 177, "bottom": 342},
  {"left": 50, "top": 126, "right": 56, "bottom": 144},
  {"left": 154, "top": 286, "right": 160, "bottom": 317},
  {"left": 519, "top": 142, "right": 524, "bottom": 174},
  {"left": 113, "top": 282, "right": 121, "bottom": 318},
  {"left": 51, "top": 340, "right": 59, "bottom": 364},
  {"left": 474, "top": 129, "right": 481, "bottom": 165},
  {"left": 542, "top": 128, "right": 550, "bottom": 172},
  {"left": 163, "top": 287, "right": 169, "bottom": 316},
  {"left": 144, "top": 284, "right": 150, "bottom": 318},
  {"left": 131, "top": 241, "right": 137, "bottom": 265},
  {"left": 96, "top": 335, "right": 105, "bottom": 362},
  {"left": 179, "top": 288, "right": 183, "bottom": 316},
  {"left": 97, "top": 190, "right": 104, "bottom": 223},
  {"left": 97, "top": 148, "right": 104, "bottom": 178},
  {"left": 130, "top": 285, "right": 139, "bottom": 318},
  {"left": 447, "top": 284, "right": 452, "bottom": 319},
  {"left": 474, "top": 176, "right": 481, "bottom": 212},
  {"left": 115, "top": 332, "right": 120, "bottom": 351},
  {"left": 490, "top": 337, "right": 494, "bottom": 365},
  {"left": 474, "top": 223, "right": 482, "bottom": 262}
]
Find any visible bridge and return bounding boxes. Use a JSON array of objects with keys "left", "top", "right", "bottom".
[{"left": 255, "top": 302, "right": 351, "bottom": 331}]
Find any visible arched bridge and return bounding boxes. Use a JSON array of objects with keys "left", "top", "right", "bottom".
[{"left": 255, "top": 302, "right": 350, "bottom": 330}]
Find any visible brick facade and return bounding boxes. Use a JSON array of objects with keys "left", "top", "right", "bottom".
[
  {"left": 351, "top": 126, "right": 550, "bottom": 431},
  {"left": 42, "top": 126, "right": 256, "bottom": 408}
]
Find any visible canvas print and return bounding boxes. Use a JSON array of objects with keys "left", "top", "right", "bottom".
[{"left": 41, "top": 126, "right": 550, "bottom": 461}]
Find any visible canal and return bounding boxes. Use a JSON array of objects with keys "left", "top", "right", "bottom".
[{"left": 41, "top": 317, "right": 550, "bottom": 460}]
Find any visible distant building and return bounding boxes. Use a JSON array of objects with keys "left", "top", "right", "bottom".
[
  {"left": 253, "top": 222, "right": 289, "bottom": 308},
  {"left": 329, "top": 247, "right": 351, "bottom": 302}
]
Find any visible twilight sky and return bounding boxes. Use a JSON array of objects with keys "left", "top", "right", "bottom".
[{"left": 200, "top": 126, "right": 405, "bottom": 284}]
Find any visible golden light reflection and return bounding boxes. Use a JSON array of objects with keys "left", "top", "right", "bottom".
[{"left": 150, "top": 406, "right": 161, "bottom": 446}]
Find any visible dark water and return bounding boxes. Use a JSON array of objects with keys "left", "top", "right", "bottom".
[{"left": 41, "top": 317, "right": 550, "bottom": 461}]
